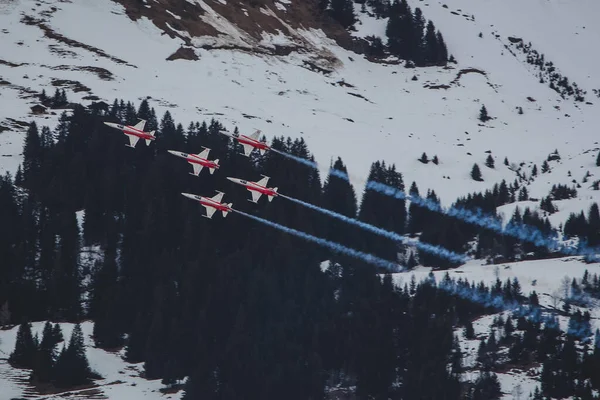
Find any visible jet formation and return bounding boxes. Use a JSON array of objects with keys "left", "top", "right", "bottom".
[{"left": 104, "top": 119, "right": 277, "bottom": 218}]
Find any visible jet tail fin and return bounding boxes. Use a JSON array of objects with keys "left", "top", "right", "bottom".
[
  {"left": 268, "top": 188, "right": 278, "bottom": 202},
  {"left": 145, "top": 131, "right": 155, "bottom": 146},
  {"left": 209, "top": 159, "right": 219, "bottom": 175},
  {"left": 222, "top": 203, "right": 233, "bottom": 217}
]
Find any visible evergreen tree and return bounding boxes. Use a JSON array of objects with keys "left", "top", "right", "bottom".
[
  {"left": 51, "top": 89, "right": 61, "bottom": 108},
  {"left": 30, "top": 321, "right": 58, "bottom": 383},
  {"left": 587, "top": 203, "right": 600, "bottom": 247},
  {"left": 39, "top": 89, "right": 47, "bottom": 105},
  {"left": 479, "top": 105, "right": 490, "bottom": 122},
  {"left": 423, "top": 20, "right": 438, "bottom": 65},
  {"left": 472, "top": 371, "right": 502, "bottom": 400},
  {"left": 9, "top": 321, "right": 37, "bottom": 369},
  {"left": 58, "top": 89, "right": 68, "bottom": 107},
  {"left": 22, "top": 122, "right": 42, "bottom": 189},
  {"left": 471, "top": 163, "right": 483, "bottom": 181},
  {"left": 407, "top": 181, "right": 422, "bottom": 235},
  {"left": 435, "top": 31, "right": 448, "bottom": 64},
  {"left": 54, "top": 323, "right": 94, "bottom": 388},
  {"left": 48, "top": 211, "right": 82, "bottom": 321},
  {"left": 386, "top": 0, "right": 416, "bottom": 60},
  {"left": 518, "top": 186, "right": 529, "bottom": 201},
  {"left": 465, "top": 320, "right": 475, "bottom": 339},
  {"left": 485, "top": 154, "right": 495, "bottom": 168},
  {"left": 330, "top": 0, "right": 356, "bottom": 29},
  {"left": 412, "top": 8, "right": 426, "bottom": 65},
  {"left": 540, "top": 196, "right": 557, "bottom": 214},
  {"left": 596, "top": 151, "right": 600, "bottom": 167},
  {"left": 321, "top": 157, "right": 359, "bottom": 250},
  {"left": 91, "top": 224, "right": 124, "bottom": 349},
  {"left": 358, "top": 161, "right": 407, "bottom": 262},
  {"left": 541, "top": 160, "right": 550, "bottom": 173}
]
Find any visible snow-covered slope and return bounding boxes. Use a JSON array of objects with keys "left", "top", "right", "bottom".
[
  {"left": 1, "top": 0, "right": 598, "bottom": 214},
  {"left": 392, "top": 256, "right": 600, "bottom": 399},
  {"left": 1, "top": 258, "right": 598, "bottom": 399},
  {"left": 0, "top": 321, "right": 183, "bottom": 400}
]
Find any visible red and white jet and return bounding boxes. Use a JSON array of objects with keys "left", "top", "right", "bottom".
[
  {"left": 168, "top": 147, "right": 220, "bottom": 176},
  {"left": 219, "top": 128, "right": 270, "bottom": 156},
  {"left": 181, "top": 191, "right": 233, "bottom": 219},
  {"left": 227, "top": 175, "right": 279, "bottom": 203},
  {"left": 104, "top": 119, "right": 156, "bottom": 148}
]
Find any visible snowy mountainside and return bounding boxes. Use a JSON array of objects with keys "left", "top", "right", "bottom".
[
  {"left": 0, "top": 0, "right": 598, "bottom": 215},
  {"left": 2, "top": 0, "right": 600, "bottom": 398}
]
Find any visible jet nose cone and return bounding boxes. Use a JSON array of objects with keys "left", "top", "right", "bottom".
[
  {"left": 226, "top": 177, "right": 236, "bottom": 183},
  {"left": 167, "top": 150, "right": 179, "bottom": 156},
  {"left": 181, "top": 192, "right": 196, "bottom": 200}
]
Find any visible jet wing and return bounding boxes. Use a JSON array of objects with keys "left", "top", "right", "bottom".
[
  {"left": 242, "top": 144, "right": 254, "bottom": 156},
  {"left": 191, "top": 163, "right": 203, "bottom": 176},
  {"left": 255, "top": 176, "right": 270, "bottom": 187},
  {"left": 250, "top": 190, "right": 262, "bottom": 203},
  {"left": 203, "top": 205, "right": 217, "bottom": 219},
  {"left": 126, "top": 134, "right": 140, "bottom": 147},
  {"left": 211, "top": 191, "right": 224, "bottom": 203},
  {"left": 133, "top": 119, "right": 146, "bottom": 131},
  {"left": 197, "top": 148, "right": 210, "bottom": 159},
  {"left": 248, "top": 129, "right": 261, "bottom": 140}
]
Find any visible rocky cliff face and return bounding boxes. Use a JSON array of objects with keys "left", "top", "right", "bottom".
[{"left": 112, "top": 0, "right": 359, "bottom": 59}]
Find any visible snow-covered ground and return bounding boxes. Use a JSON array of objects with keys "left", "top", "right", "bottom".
[
  {"left": 1, "top": 257, "right": 594, "bottom": 399},
  {"left": 0, "top": 0, "right": 598, "bottom": 212},
  {"left": 393, "top": 256, "right": 600, "bottom": 398},
  {"left": 0, "top": 321, "right": 184, "bottom": 400}
]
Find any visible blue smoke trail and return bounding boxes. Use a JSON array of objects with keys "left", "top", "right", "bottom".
[
  {"left": 274, "top": 150, "right": 598, "bottom": 341},
  {"left": 366, "top": 181, "right": 600, "bottom": 261},
  {"left": 233, "top": 209, "right": 402, "bottom": 272},
  {"left": 273, "top": 149, "right": 600, "bottom": 261},
  {"left": 429, "top": 274, "right": 594, "bottom": 343},
  {"left": 280, "top": 194, "right": 469, "bottom": 264}
]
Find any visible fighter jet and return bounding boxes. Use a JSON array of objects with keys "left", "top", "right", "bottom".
[
  {"left": 227, "top": 175, "right": 278, "bottom": 203},
  {"left": 181, "top": 191, "right": 233, "bottom": 219},
  {"left": 168, "top": 147, "right": 220, "bottom": 176},
  {"left": 104, "top": 119, "right": 156, "bottom": 148},
  {"left": 219, "top": 128, "right": 270, "bottom": 157}
]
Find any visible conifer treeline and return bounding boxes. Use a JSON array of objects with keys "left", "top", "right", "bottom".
[
  {"left": 321, "top": 0, "right": 450, "bottom": 65},
  {"left": 0, "top": 98, "right": 597, "bottom": 398},
  {"left": 9, "top": 321, "right": 96, "bottom": 388}
]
